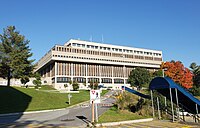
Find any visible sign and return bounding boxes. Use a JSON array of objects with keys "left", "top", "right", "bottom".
[
  {"left": 68, "top": 94, "right": 72, "bottom": 98},
  {"left": 68, "top": 94, "right": 72, "bottom": 104},
  {"left": 90, "top": 90, "right": 101, "bottom": 104}
]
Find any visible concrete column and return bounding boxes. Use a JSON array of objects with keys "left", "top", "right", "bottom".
[
  {"left": 86, "top": 64, "right": 88, "bottom": 86},
  {"left": 112, "top": 66, "right": 114, "bottom": 85},
  {"left": 123, "top": 65, "right": 125, "bottom": 85},
  {"left": 71, "top": 63, "right": 73, "bottom": 82},
  {"left": 99, "top": 65, "right": 101, "bottom": 84},
  {"left": 55, "top": 62, "right": 57, "bottom": 84},
  {"left": 50, "top": 64, "right": 52, "bottom": 77}
]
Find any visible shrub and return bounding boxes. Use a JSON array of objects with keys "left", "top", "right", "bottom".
[
  {"left": 189, "top": 86, "right": 200, "bottom": 96},
  {"left": 72, "top": 81, "right": 79, "bottom": 91}
]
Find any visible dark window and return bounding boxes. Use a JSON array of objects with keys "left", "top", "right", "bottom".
[
  {"left": 57, "top": 77, "right": 71, "bottom": 83},
  {"left": 114, "top": 79, "right": 124, "bottom": 84},
  {"left": 101, "top": 78, "right": 112, "bottom": 83}
]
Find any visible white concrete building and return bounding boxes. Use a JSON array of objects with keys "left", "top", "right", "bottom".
[{"left": 35, "top": 39, "right": 163, "bottom": 90}]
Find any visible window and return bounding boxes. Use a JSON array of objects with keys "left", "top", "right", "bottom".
[
  {"left": 91, "top": 45, "right": 94, "bottom": 49},
  {"left": 101, "top": 78, "right": 112, "bottom": 83},
  {"left": 57, "top": 77, "right": 71, "bottom": 83},
  {"left": 77, "top": 44, "right": 81, "bottom": 47},
  {"left": 114, "top": 79, "right": 124, "bottom": 84}
]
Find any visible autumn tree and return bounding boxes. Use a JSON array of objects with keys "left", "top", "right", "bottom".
[
  {"left": 0, "top": 26, "right": 34, "bottom": 86},
  {"left": 161, "top": 61, "right": 193, "bottom": 89}
]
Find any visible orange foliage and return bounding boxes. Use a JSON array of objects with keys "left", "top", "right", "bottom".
[{"left": 161, "top": 61, "right": 193, "bottom": 89}]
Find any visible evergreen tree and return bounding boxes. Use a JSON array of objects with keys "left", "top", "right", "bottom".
[
  {"left": 0, "top": 26, "right": 34, "bottom": 86},
  {"left": 190, "top": 62, "right": 200, "bottom": 88}
]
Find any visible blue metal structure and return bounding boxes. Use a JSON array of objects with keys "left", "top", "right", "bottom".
[
  {"left": 122, "top": 86, "right": 150, "bottom": 99},
  {"left": 149, "top": 77, "right": 200, "bottom": 114}
]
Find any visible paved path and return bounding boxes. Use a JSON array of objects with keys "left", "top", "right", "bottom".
[
  {"left": 0, "top": 90, "right": 115, "bottom": 128},
  {"left": 101, "top": 120, "right": 200, "bottom": 128}
]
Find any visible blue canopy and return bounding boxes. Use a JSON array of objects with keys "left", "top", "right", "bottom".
[{"left": 149, "top": 77, "right": 200, "bottom": 114}]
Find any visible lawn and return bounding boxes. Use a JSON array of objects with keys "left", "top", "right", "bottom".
[
  {"left": 98, "top": 106, "right": 151, "bottom": 123},
  {"left": 0, "top": 86, "right": 108, "bottom": 114}
]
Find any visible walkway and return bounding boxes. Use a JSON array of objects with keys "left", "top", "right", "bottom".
[{"left": 102, "top": 120, "right": 200, "bottom": 128}]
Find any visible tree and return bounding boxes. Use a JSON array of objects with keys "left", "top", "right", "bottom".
[
  {"left": 161, "top": 61, "right": 193, "bottom": 89},
  {"left": 190, "top": 62, "right": 200, "bottom": 88},
  {"left": 128, "top": 67, "right": 151, "bottom": 90},
  {"left": 20, "top": 76, "right": 30, "bottom": 87},
  {"left": 153, "top": 69, "right": 163, "bottom": 77},
  {"left": 33, "top": 73, "right": 42, "bottom": 89},
  {"left": 0, "top": 26, "right": 34, "bottom": 86},
  {"left": 189, "top": 62, "right": 200, "bottom": 96}
]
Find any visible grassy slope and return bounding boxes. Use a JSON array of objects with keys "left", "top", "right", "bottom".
[{"left": 0, "top": 86, "right": 108, "bottom": 114}]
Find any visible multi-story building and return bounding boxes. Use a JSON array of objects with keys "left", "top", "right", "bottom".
[{"left": 35, "top": 39, "right": 163, "bottom": 90}]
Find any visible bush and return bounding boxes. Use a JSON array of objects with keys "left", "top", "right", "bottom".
[
  {"left": 72, "top": 81, "right": 79, "bottom": 91},
  {"left": 89, "top": 81, "right": 98, "bottom": 89},
  {"left": 189, "top": 86, "right": 200, "bottom": 96},
  {"left": 115, "top": 92, "right": 137, "bottom": 110}
]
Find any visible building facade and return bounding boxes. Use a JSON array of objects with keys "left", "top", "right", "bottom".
[{"left": 35, "top": 39, "right": 163, "bottom": 90}]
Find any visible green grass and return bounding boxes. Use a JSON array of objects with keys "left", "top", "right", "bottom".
[
  {"left": 0, "top": 86, "right": 109, "bottom": 114},
  {"left": 98, "top": 106, "right": 151, "bottom": 123},
  {"left": 39, "top": 85, "right": 56, "bottom": 90},
  {"left": 101, "top": 90, "right": 108, "bottom": 96}
]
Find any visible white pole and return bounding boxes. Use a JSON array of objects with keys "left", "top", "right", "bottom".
[
  {"left": 95, "top": 103, "right": 98, "bottom": 122},
  {"left": 162, "top": 69, "right": 164, "bottom": 77},
  {"left": 196, "top": 104, "right": 199, "bottom": 123},
  {"left": 170, "top": 88, "right": 174, "bottom": 122},
  {"left": 157, "top": 97, "right": 161, "bottom": 119},
  {"left": 92, "top": 100, "right": 94, "bottom": 123},
  {"left": 164, "top": 97, "right": 167, "bottom": 115},
  {"left": 175, "top": 88, "right": 180, "bottom": 120},
  {"left": 150, "top": 90, "right": 155, "bottom": 118},
  {"left": 69, "top": 95, "right": 71, "bottom": 104}
]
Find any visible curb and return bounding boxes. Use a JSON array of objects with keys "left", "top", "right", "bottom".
[
  {"left": 96, "top": 118, "right": 153, "bottom": 127},
  {"left": 0, "top": 108, "right": 68, "bottom": 117}
]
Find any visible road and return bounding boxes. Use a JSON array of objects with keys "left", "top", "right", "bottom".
[{"left": 0, "top": 90, "right": 116, "bottom": 128}]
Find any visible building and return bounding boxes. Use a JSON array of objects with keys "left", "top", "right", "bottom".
[{"left": 35, "top": 39, "right": 163, "bottom": 90}]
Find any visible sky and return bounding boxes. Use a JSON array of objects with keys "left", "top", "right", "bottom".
[{"left": 0, "top": 0, "right": 200, "bottom": 68}]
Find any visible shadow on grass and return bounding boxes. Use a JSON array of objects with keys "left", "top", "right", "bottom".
[{"left": 0, "top": 86, "right": 32, "bottom": 124}]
